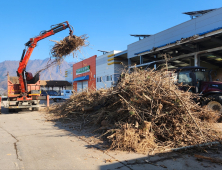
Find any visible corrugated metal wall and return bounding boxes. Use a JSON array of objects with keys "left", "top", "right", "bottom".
[
  {"left": 127, "top": 7, "right": 222, "bottom": 58},
  {"left": 96, "top": 50, "right": 125, "bottom": 89}
]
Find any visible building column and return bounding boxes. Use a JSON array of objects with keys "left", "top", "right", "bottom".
[
  {"left": 189, "top": 59, "right": 192, "bottom": 66},
  {"left": 128, "top": 58, "right": 131, "bottom": 67},
  {"left": 154, "top": 55, "right": 157, "bottom": 70},
  {"left": 140, "top": 56, "right": 143, "bottom": 64},
  {"left": 194, "top": 53, "right": 200, "bottom": 66}
]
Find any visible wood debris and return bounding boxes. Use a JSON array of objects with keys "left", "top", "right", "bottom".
[
  {"left": 49, "top": 68, "right": 222, "bottom": 153},
  {"left": 51, "top": 34, "right": 88, "bottom": 59},
  {"left": 194, "top": 154, "right": 222, "bottom": 164},
  {"left": 34, "top": 34, "right": 88, "bottom": 76}
]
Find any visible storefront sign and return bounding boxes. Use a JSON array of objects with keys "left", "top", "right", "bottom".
[{"left": 76, "top": 66, "right": 90, "bottom": 75}]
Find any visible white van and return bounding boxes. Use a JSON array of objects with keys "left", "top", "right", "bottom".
[{"left": 49, "top": 90, "right": 75, "bottom": 101}]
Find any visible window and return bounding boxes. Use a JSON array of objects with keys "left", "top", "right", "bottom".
[
  {"left": 178, "top": 71, "right": 192, "bottom": 85},
  {"left": 106, "top": 75, "right": 112, "bottom": 81},
  {"left": 97, "top": 77, "right": 102, "bottom": 82},
  {"left": 194, "top": 71, "right": 206, "bottom": 81}
]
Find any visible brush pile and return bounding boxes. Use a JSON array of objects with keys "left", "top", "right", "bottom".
[
  {"left": 51, "top": 34, "right": 88, "bottom": 59},
  {"left": 50, "top": 68, "right": 221, "bottom": 153}
]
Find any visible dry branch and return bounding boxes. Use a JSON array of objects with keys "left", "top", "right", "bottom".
[{"left": 35, "top": 34, "right": 88, "bottom": 76}]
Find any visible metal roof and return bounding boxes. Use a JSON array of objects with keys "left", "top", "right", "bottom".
[
  {"left": 135, "top": 26, "right": 222, "bottom": 56},
  {"left": 40, "top": 80, "right": 72, "bottom": 86}
]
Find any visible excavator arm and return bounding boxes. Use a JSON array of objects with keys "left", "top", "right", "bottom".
[{"left": 17, "top": 21, "right": 73, "bottom": 96}]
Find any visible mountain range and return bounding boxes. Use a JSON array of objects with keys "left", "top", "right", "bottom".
[{"left": 0, "top": 58, "right": 72, "bottom": 93}]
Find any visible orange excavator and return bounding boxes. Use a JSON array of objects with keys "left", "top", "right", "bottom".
[{"left": 6, "top": 21, "right": 73, "bottom": 112}]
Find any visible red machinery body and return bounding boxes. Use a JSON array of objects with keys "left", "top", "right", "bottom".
[
  {"left": 7, "top": 74, "right": 40, "bottom": 100},
  {"left": 7, "top": 73, "right": 41, "bottom": 110},
  {"left": 200, "top": 81, "right": 222, "bottom": 94}
]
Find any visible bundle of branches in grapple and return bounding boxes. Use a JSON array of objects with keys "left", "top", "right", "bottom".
[
  {"left": 51, "top": 34, "right": 88, "bottom": 59},
  {"left": 50, "top": 68, "right": 221, "bottom": 153},
  {"left": 34, "top": 34, "right": 88, "bottom": 76}
]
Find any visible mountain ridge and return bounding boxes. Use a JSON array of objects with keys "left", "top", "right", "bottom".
[{"left": 0, "top": 58, "right": 71, "bottom": 93}]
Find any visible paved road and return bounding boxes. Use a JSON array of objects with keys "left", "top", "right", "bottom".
[
  {"left": 0, "top": 108, "right": 117, "bottom": 170},
  {"left": 0, "top": 105, "right": 222, "bottom": 170}
]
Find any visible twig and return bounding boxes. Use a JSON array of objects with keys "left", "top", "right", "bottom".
[
  {"left": 118, "top": 94, "right": 143, "bottom": 121},
  {"left": 172, "top": 90, "right": 206, "bottom": 141}
]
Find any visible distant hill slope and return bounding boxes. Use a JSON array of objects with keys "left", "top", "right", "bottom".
[{"left": 0, "top": 58, "right": 71, "bottom": 91}]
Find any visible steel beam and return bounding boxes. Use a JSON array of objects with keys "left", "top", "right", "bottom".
[
  {"left": 140, "top": 56, "right": 143, "bottom": 64},
  {"left": 140, "top": 45, "right": 222, "bottom": 66},
  {"left": 128, "top": 58, "right": 131, "bottom": 67},
  {"left": 180, "top": 45, "right": 196, "bottom": 52},
  {"left": 210, "top": 37, "right": 222, "bottom": 44}
]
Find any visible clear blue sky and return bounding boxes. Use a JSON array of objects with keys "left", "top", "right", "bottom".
[{"left": 0, "top": 0, "right": 222, "bottom": 63}]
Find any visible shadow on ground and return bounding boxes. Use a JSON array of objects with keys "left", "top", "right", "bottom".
[{"left": 99, "top": 146, "right": 222, "bottom": 170}]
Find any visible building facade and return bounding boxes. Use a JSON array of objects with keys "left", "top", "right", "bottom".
[
  {"left": 96, "top": 50, "right": 128, "bottom": 89},
  {"left": 72, "top": 8, "right": 222, "bottom": 91},
  {"left": 73, "top": 55, "right": 96, "bottom": 92},
  {"left": 126, "top": 8, "right": 222, "bottom": 72}
]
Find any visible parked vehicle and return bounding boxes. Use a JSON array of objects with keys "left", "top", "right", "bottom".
[
  {"left": 175, "top": 66, "right": 222, "bottom": 113},
  {"left": 127, "top": 64, "right": 222, "bottom": 113},
  {"left": 49, "top": 90, "right": 74, "bottom": 101},
  {"left": 41, "top": 90, "right": 59, "bottom": 96},
  {"left": 6, "top": 73, "right": 41, "bottom": 111}
]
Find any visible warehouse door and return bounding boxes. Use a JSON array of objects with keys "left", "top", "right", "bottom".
[
  {"left": 82, "top": 81, "right": 88, "bottom": 91},
  {"left": 77, "top": 82, "right": 83, "bottom": 92}
]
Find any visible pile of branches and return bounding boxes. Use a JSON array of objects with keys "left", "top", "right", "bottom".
[
  {"left": 51, "top": 34, "right": 88, "bottom": 59},
  {"left": 50, "top": 68, "right": 221, "bottom": 153}
]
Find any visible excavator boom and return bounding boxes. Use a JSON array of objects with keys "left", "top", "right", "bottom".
[{"left": 17, "top": 21, "right": 73, "bottom": 96}]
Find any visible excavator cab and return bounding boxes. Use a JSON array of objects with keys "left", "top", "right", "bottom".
[{"left": 176, "top": 66, "right": 207, "bottom": 93}]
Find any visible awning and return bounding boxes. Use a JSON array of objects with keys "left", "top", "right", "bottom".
[{"left": 73, "top": 75, "right": 89, "bottom": 82}]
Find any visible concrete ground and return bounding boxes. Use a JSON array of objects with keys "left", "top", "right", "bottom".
[{"left": 0, "top": 102, "right": 222, "bottom": 170}]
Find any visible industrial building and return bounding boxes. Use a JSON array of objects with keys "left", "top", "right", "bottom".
[
  {"left": 96, "top": 50, "right": 128, "bottom": 89},
  {"left": 126, "top": 8, "right": 222, "bottom": 79},
  {"left": 70, "top": 8, "right": 222, "bottom": 92}
]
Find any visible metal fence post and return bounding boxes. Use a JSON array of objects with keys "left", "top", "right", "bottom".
[
  {"left": 47, "top": 95, "right": 49, "bottom": 108},
  {"left": 0, "top": 97, "right": 1, "bottom": 114}
]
